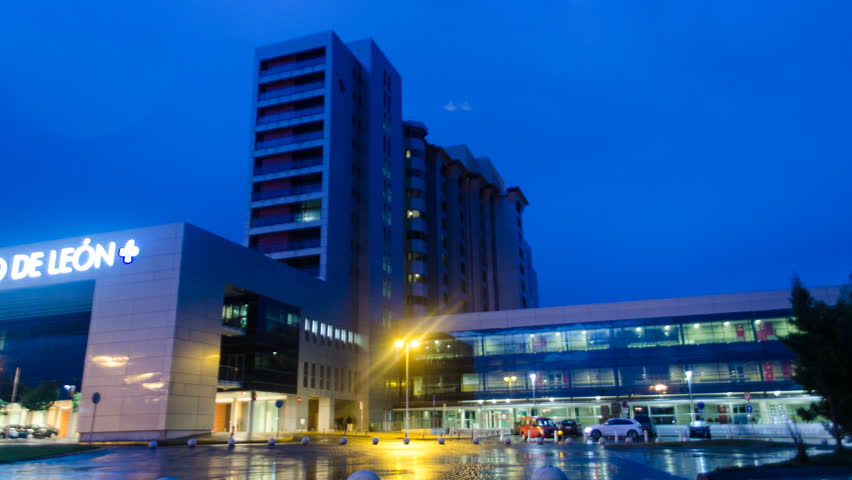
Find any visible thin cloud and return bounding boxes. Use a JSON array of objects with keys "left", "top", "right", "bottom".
[{"left": 443, "top": 100, "right": 457, "bottom": 111}]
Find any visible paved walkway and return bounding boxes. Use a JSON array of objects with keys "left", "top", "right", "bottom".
[{"left": 0, "top": 437, "right": 802, "bottom": 479}]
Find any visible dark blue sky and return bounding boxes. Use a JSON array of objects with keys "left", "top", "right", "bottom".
[{"left": 1, "top": 1, "right": 850, "bottom": 306}]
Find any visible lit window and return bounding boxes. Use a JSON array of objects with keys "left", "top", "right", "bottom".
[{"left": 405, "top": 149, "right": 412, "bottom": 159}]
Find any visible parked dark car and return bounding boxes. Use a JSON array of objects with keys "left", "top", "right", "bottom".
[
  {"left": 1, "top": 425, "right": 29, "bottom": 439},
  {"left": 27, "top": 424, "right": 59, "bottom": 439},
  {"left": 688, "top": 420, "right": 712, "bottom": 439},
  {"left": 557, "top": 419, "right": 581, "bottom": 436},
  {"left": 633, "top": 414, "right": 655, "bottom": 436}
]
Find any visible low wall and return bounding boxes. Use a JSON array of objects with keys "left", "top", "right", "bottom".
[{"left": 656, "top": 423, "right": 832, "bottom": 444}]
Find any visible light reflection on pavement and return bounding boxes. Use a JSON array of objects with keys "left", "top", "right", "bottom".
[{"left": 0, "top": 437, "right": 802, "bottom": 480}]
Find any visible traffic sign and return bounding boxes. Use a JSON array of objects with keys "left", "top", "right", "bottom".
[
  {"left": 746, "top": 404, "right": 753, "bottom": 414},
  {"left": 275, "top": 400, "right": 284, "bottom": 409},
  {"left": 743, "top": 391, "right": 752, "bottom": 401},
  {"left": 697, "top": 401, "right": 705, "bottom": 411},
  {"left": 92, "top": 392, "right": 102, "bottom": 404},
  {"left": 297, "top": 396, "right": 302, "bottom": 404},
  {"left": 621, "top": 401, "right": 629, "bottom": 408}
]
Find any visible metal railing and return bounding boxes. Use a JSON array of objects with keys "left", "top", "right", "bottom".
[
  {"left": 218, "top": 365, "right": 244, "bottom": 383},
  {"left": 255, "top": 131, "right": 323, "bottom": 150},
  {"left": 251, "top": 184, "right": 323, "bottom": 201},
  {"left": 260, "top": 57, "right": 325, "bottom": 76},
  {"left": 257, "top": 106, "right": 324, "bottom": 125},
  {"left": 253, "top": 157, "right": 323, "bottom": 176},
  {"left": 250, "top": 211, "right": 321, "bottom": 227},
  {"left": 255, "top": 238, "right": 321, "bottom": 253},
  {"left": 258, "top": 81, "right": 324, "bottom": 101}
]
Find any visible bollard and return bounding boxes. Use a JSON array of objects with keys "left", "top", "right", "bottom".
[
  {"left": 614, "top": 432, "right": 619, "bottom": 444},
  {"left": 301, "top": 436, "right": 310, "bottom": 445},
  {"left": 531, "top": 466, "right": 569, "bottom": 480},
  {"left": 472, "top": 437, "right": 480, "bottom": 445},
  {"left": 148, "top": 440, "right": 158, "bottom": 449},
  {"left": 625, "top": 436, "right": 632, "bottom": 444},
  {"left": 371, "top": 437, "right": 380, "bottom": 445},
  {"left": 346, "top": 471, "right": 381, "bottom": 480},
  {"left": 643, "top": 431, "right": 649, "bottom": 443},
  {"left": 503, "top": 436, "right": 512, "bottom": 445},
  {"left": 268, "top": 437, "right": 276, "bottom": 447},
  {"left": 655, "top": 435, "right": 662, "bottom": 444},
  {"left": 340, "top": 437, "right": 348, "bottom": 445},
  {"left": 227, "top": 437, "right": 236, "bottom": 449},
  {"left": 554, "top": 431, "right": 559, "bottom": 444},
  {"left": 438, "top": 437, "right": 445, "bottom": 445},
  {"left": 187, "top": 438, "right": 197, "bottom": 447},
  {"left": 403, "top": 437, "right": 410, "bottom": 445},
  {"left": 536, "top": 436, "right": 544, "bottom": 445}
]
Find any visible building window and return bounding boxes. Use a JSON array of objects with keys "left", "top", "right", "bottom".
[
  {"left": 383, "top": 277, "right": 392, "bottom": 298},
  {"left": 303, "top": 362, "right": 308, "bottom": 388}
]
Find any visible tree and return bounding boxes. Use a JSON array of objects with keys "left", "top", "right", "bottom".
[
  {"left": 19, "top": 382, "right": 58, "bottom": 413},
  {"left": 783, "top": 276, "right": 852, "bottom": 453}
]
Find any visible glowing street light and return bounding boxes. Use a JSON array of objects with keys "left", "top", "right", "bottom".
[
  {"left": 530, "top": 373, "right": 538, "bottom": 416},
  {"left": 395, "top": 339, "right": 419, "bottom": 437},
  {"left": 503, "top": 375, "right": 518, "bottom": 396},
  {"left": 685, "top": 370, "right": 695, "bottom": 422}
]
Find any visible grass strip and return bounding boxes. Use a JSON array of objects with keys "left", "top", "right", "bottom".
[{"left": 0, "top": 444, "right": 100, "bottom": 464}]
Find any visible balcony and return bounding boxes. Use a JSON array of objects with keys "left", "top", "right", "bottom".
[
  {"left": 258, "top": 81, "right": 324, "bottom": 101},
  {"left": 250, "top": 210, "right": 321, "bottom": 228},
  {"left": 218, "top": 365, "right": 244, "bottom": 387},
  {"left": 255, "top": 131, "right": 323, "bottom": 150},
  {"left": 257, "top": 106, "right": 324, "bottom": 126},
  {"left": 260, "top": 57, "right": 325, "bottom": 77},
  {"left": 251, "top": 184, "right": 322, "bottom": 201},
  {"left": 255, "top": 238, "right": 321, "bottom": 254},
  {"left": 408, "top": 218, "right": 427, "bottom": 232},
  {"left": 253, "top": 157, "right": 323, "bottom": 176}
]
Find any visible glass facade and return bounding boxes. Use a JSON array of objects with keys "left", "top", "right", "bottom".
[
  {"left": 219, "top": 287, "right": 301, "bottom": 393},
  {"left": 0, "top": 282, "right": 93, "bottom": 402},
  {"left": 398, "top": 310, "right": 798, "bottom": 406}
]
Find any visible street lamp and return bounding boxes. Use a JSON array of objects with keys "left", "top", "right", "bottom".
[
  {"left": 503, "top": 375, "right": 517, "bottom": 396},
  {"left": 530, "top": 373, "right": 537, "bottom": 416},
  {"left": 684, "top": 370, "right": 695, "bottom": 422},
  {"left": 395, "top": 339, "right": 420, "bottom": 437}
]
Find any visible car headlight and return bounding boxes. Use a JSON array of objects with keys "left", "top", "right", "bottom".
[{"left": 583, "top": 427, "right": 593, "bottom": 434}]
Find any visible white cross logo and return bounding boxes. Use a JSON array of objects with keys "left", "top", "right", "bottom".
[{"left": 118, "top": 239, "right": 140, "bottom": 264}]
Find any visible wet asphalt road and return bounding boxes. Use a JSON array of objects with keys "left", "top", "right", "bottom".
[{"left": 0, "top": 437, "right": 803, "bottom": 480}]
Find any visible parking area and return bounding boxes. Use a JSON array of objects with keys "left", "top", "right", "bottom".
[{"left": 0, "top": 436, "right": 806, "bottom": 480}]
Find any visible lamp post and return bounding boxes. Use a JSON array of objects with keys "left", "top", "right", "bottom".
[
  {"left": 684, "top": 370, "right": 695, "bottom": 423},
  {"left": 530, "top": 373, "right": 537, "bottom": 416},
  {"left": 503, "top": 375, "right": 517, "bottom": 396},
  {"left": 503, "top": 376, "right": 517, "bottom": 431},
  {"left": 395, "top": 339, "right": 420, "bottom": 437}
]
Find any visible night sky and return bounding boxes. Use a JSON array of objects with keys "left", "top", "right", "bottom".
[{"left": 1, "top": 1, "right": 850, "bottom": 306}]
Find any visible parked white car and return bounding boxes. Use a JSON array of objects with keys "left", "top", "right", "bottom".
[{"left": 583, "top": 418, "right": 643, "bottom": 440}]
